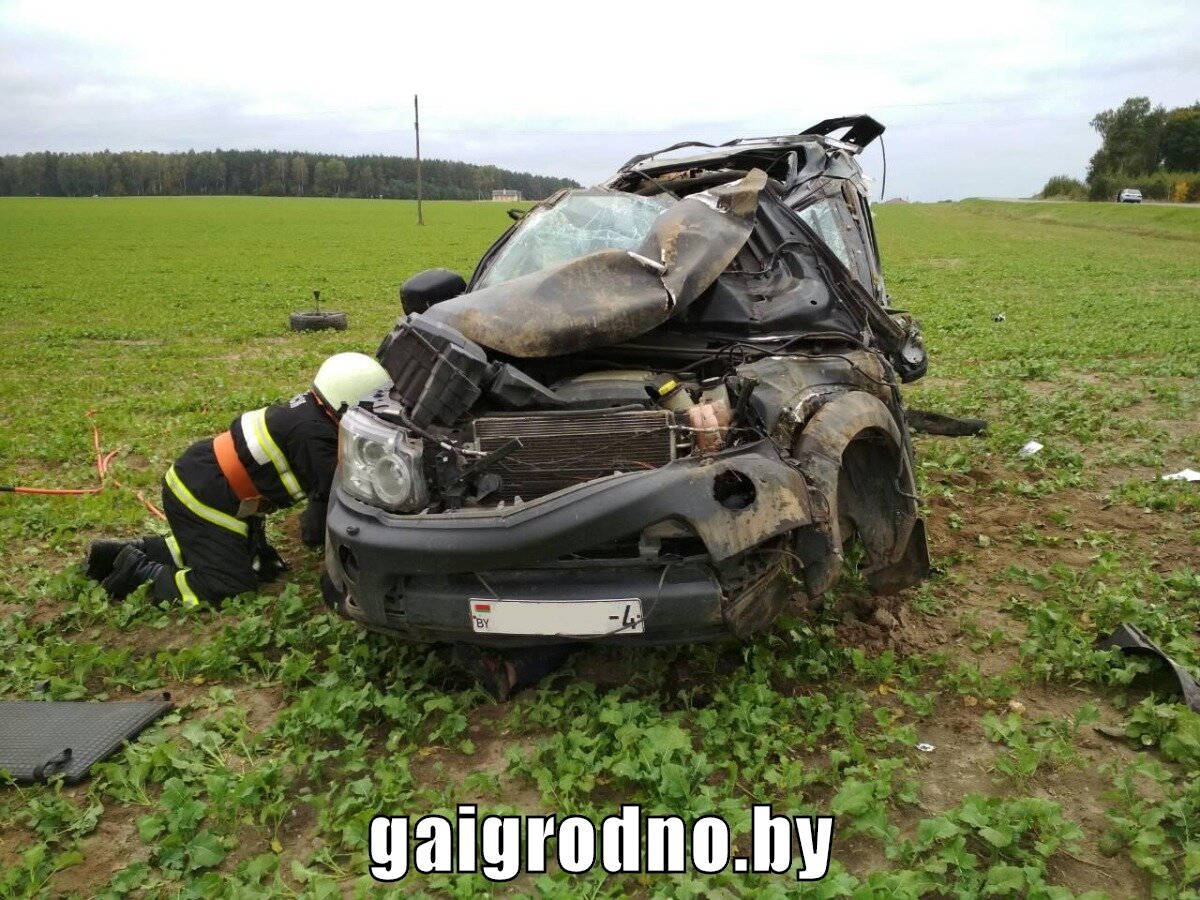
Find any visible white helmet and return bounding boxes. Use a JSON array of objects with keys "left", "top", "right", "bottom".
[{"left": 312, "top": 352, "right": 390, "bottom": 416}]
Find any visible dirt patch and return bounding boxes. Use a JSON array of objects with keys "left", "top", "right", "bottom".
[
  {"left": 410, "top": 706, "right": 547, "bottom": 815},
  {"left": 0, "top": 822, "right": 29, "bottom": 872},
  {"left": 10, "top": 594, "right": 73, "bottom": 629},
  {"left": 47, "top": 801, "right": 150, "bottom": 896},
  {"left": 921, "top": 688, "right": 1149, "bottom": 897},
  {"left": 235, "top": 684, "right": 287, "bottom": 733},
  {"left": 83, "top": 612, "right": 230, "bottom": 660},
  {"left": 833, "top": 598, "right": 939, "bottom": 656}
]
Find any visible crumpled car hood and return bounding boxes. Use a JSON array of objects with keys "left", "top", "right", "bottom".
[{"left": 425, "top": 170, "right": 767, "bottom": 357}]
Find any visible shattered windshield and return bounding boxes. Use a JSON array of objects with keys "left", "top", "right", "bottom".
[{"left": 476, "top": 192, "right": 671, "bottom": 289}]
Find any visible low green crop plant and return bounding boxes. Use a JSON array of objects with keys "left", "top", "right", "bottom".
[
  {"left": 981, "top": 706, "right": 1098, "bottom": 783},
  {"left": 888, "top": 794, "right": 1092, "bottom": 898},
  {"left": 1, "top": 195, "right": 1197, "bottom": 895}
]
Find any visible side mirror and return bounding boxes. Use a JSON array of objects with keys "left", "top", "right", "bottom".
[{"left": 399, "top": 269, "right": 466, "bottom": 315}]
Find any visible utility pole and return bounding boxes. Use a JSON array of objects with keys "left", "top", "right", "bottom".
[{"left": 414, "top": 94, "right": 424, "bottom": 225}]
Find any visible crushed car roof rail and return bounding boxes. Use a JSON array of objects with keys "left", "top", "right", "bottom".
[
  {"left": 793, "top": 115, "right": 885, "bottom": 148},
  {"left": 617, "top": 115, "right": 886, "bottom": 171}
]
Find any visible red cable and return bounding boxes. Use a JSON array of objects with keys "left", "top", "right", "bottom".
[
  {"left": 112, "top": 477, "right": 167, "bottom": 521},
  {"left": 2, "top": 413, "right": 168, "bottom": 521},
  {"left": 3, "top": 486, "right": 104, "bottom": 496}
]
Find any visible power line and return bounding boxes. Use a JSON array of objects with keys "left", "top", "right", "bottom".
[
  {"left": 1, "top": 92, "right": 1096, "bottom": 133},
  {"left": 4, "top": 115, "right": 1088, "bottom": 150}
]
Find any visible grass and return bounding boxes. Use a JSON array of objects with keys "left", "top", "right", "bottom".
[
  {"left": 956, "top": 199, "right": 1200, "bottom": 244},
  {"left": 0, "top": 197, "right": 1198, "bottom": 897}
]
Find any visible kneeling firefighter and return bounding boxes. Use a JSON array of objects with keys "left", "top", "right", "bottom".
[{"left": 85, "top": 353, "right": 391, "bottom": 606}]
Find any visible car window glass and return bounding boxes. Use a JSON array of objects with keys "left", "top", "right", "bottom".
[
  {"left": 477, "top": 193, "right": 670, "bottom": 289},
  {"left": 798, "top": 200, "right": 853, "bottom": 271}
]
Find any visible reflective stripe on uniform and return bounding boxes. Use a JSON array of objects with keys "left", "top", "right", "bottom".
[
  {"left": 166, "top": 534, "right": 184, "bottom": 567},
  {"left": 240, "top": 410, "right": 271, "bottom": 465},
  {"left": 165, "top": 465, "right": 248, "bottom": 536},
  {"left": 174, "top": 569, "right": 201, "bottom": 608},
  {"left": 240, "top": 408, "right": 305, "bottom": 501}
]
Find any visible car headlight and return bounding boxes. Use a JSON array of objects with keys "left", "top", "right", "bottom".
[{"left": 338, "top": 408, "right": 428, "bottom": 512}]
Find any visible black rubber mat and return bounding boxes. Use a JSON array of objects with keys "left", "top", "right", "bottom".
[{"left": 0, "top": 696, "right": 173, "bottom": 784}]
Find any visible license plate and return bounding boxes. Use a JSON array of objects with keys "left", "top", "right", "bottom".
[{"left": 469, "top": 598, "right": 645, "bottom": 636}]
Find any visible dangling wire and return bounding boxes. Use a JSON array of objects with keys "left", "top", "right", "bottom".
[{"left": 880, "top": 133, "right": 888, "bottom": 201}]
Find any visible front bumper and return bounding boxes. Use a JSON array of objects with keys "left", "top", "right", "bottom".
[{"left": 324, "top": 441, "right": 815, "bottom": 646}]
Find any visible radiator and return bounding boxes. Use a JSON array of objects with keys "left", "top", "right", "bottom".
[{"left": 473, "top": 409, "right": 676, "bottom": 502}]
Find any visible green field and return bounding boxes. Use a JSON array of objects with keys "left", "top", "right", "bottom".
[{"left": 1, "top": 196, "right": 1198, "bottom": 898}]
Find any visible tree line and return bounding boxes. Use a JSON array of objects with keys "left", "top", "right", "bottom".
[
  {"left": 0, "top": 149, "right": 580, "bottom": 200},
  {"left": 1039, "top": 97, "right": 1200, "bottom": 202}
]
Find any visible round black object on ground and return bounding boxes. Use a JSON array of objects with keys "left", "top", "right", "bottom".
[{"left": 289, "top": 310, "right": 348, "bottom": 331}]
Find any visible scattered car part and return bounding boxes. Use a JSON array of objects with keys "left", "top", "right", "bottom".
[
  {"left": 289, "top": 311, "right": 348, "bottom": 331},
  {"left": 1098, "top": 624, "right": 1200, "bottom": 713},
  {"left": 378, "top": 315, "right": 490, "bottom": 428},
  {"left": 1162, "top": 468, "right": 1200, "bottom": 483},
  {"left": 289, "top": 290, "right": 347, "bottom": 331},
  {"left": 1018, "top": 440, "right": 1044, "bottom": 458},
  {"left": 0, "top": 695, "right": 173, "bottom": 783},
  {"left": 326, "top": 116, "right": 932, "bottom": 646},
  {"left": 905, "top": 409, "right": 989, "bottom": 436}
]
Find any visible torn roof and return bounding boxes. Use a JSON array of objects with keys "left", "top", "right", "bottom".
[
  {"left": 611, "top": 115, "right": 885, "bottom": 180},
  {"left": 425, "top": 170, "right": 767, "bottom": 357}
]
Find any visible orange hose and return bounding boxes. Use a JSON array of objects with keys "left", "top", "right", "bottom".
[
  {"left": 3, "top": 413, "right": 167, "bottom": 521},
  {"left": 111, "top": 476, "right": 167, "bottom": 521},
  {"left": 4, "top": 486, "right": 104, "bottom": 495}
]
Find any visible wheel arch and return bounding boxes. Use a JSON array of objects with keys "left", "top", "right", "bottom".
[{"left": 791, "top": 390, "right": 929, "bottom": 598}]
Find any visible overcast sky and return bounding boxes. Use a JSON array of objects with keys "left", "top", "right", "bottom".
[{"left": 1, "top": 0, "right": 1196, "bottom": 201}]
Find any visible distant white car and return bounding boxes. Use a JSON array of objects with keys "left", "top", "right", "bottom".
[{"left": 1117, "top": 188, "right": 1143, "bottom": 203}]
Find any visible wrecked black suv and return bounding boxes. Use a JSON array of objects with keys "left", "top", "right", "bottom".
[{"left": 324, "top": 116, "right": 930, "bottom": 646}]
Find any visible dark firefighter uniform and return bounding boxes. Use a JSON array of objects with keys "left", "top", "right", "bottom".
[{"left": 95, "top": 392, "right": 338, "bottom": 606}]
